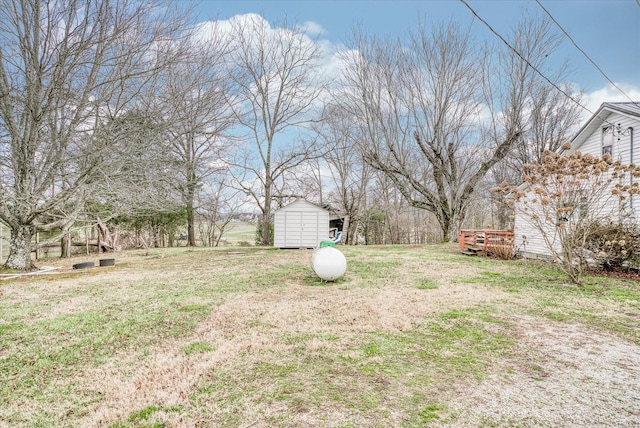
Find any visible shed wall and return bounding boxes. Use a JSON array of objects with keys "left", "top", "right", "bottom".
[{"left": 273, "top": 201, "right": 329, "bottom": 248}]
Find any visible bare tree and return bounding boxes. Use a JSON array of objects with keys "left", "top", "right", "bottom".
[
  {"left": 156, "top": 27, "right": 236, "bottom": 246},
  {"left": 313, "top": 104, "right": 374, "bottom": 244},
  {"left": 196, "top": 175, "right": 243, "bottom": 247},
  {"left": 339, "top": 17, "right": 572, "bottom": 242},
  {"left": 225, "top": 15, "right": 329, "bottom": 245},
  {"left": 340, "top": 24, "right": 485, "bottom": 242},
  {"left": 512, "top": 83, "right": 583, "bottom": 167},
  {"left": 483, "top": 17, "right": 583, "bottom": 230},
  {"left": 0, "top": 0, "right": 189, "bottom": 270}
]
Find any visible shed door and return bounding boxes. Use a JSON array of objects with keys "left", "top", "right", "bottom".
[{"left": 285, "top": 211, "right": 319, "bottom": 247}]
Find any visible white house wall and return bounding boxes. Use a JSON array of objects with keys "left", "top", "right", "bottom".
[
  {"left": 575, "top": 112, "right": 637, "bottom": 165},
  {"left": 610, "top": 114, "right": 636, "bottom": 165},
  {"left": 514, "top": 184, "right": 626, "bottom": 259},
  {"left": 604, "top": 114, "right": 638, "bottom": 216},
  {"left": 515, "top": 104, "right": 640, "bottom": 258},
  {"left": 514, "top": 202, "right": 560, "bottom": 259},
  {"left": 572, "top": 109, "right": 639, "bottom": 222}
]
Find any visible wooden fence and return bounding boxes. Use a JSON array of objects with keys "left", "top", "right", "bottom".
[{"left": 459, "top": 229, "right": 514, "bottom": 256}]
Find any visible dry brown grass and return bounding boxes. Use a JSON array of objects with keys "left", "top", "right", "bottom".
[{"left": 0, "top": 245, "right": 638, "bottom": 427}]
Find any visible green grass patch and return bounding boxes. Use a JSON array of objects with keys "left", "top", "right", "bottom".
[
  {"left": 418, "top": 404, "right": 445, "bottom": 423},
  {"left": 347, "top": 260, "right": 402, "bottom": 280},
  {"left": 461, "top": 261, "right": 640, "bottom": 344},
  {"left": 0, "top": 304, "right": 211, "bottom": 411},
  {"left": 416, "top": 278, "right": 438, "bottom": 289},
  {"left": 178, "top": 304, "right": 210, "bottom": 313},
  {"left": 127, "top": 405, "right": 160, "bottom": 423},
  {"left": 182, "top": 341, "right": 214, "bottom": 355},
  {"left": 0, "top": 322, "right": 22, "bottom": 335},
  {"left": 108, "top": 404, "right": 163, "bottom": 428}
]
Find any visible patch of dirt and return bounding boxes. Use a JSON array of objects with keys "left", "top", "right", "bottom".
[
  {"left": 447, "top": 315, "right": 640, "bottom": 427},
  {"left": 587, "top": 268, "right": 640, "bottom": 283}
]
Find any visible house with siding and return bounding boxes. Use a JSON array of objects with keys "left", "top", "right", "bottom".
[{"left": 514, "top": 102, "right": 640, "bottom": 258}]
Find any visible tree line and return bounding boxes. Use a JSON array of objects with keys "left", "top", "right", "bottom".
[{"left": 0, "top": 0, "right": 582, "bottom": 270}]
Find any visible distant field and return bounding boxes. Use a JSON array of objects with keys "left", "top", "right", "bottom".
[
  {"left": 0, "top": 244, "right": 639, "bottom": 427},
  {"left": 220, "top": 221, "right": 256, "bottom": 244}
]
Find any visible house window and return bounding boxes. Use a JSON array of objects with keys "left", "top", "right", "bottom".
[{"left": 602, "top": 125, "right": 613, "bottom": 156}]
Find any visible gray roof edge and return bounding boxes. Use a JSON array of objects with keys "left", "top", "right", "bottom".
[{"left": 570, "top": 102, "right": 640, "bottom": 148}]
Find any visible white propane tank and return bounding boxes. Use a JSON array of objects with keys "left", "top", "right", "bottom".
[{"left": 312, "top": 243, "right": 347, "bottom": 281}]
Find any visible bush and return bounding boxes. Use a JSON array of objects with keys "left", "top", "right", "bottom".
[
  {"left": 255, "top": 218, "right": 274, "bottom": 246},
  {"left": 582, "top": 222, "right": 640, "bottom": 271},
  {"left": 489, "top": 244, "right": 517, "bottom": 260}
]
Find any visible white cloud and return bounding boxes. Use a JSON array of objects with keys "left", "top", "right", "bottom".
[
  {"left": 193, "top": 14, "right": 344, "bottom": 97},
  {"left": 194, "top": 13, "right": 270, "bottom": 44},
  {"left": 582, "top": 83, "right": 640, "bottom": 119},
  {"left": 299, "top": 21, "right": 325, "bottom": 36}
]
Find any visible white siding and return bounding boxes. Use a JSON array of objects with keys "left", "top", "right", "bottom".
[
  {"left": 572, "top": 110, "right": 639, "bottom": 222},
  {"left": 609, "top": 114, "right": 637, "bottom": 165},
  {"left": 577, "top": 112, "right": 638, "bottom": 164},
  {"left": 513, "top": 201, "right": 560, "bottom": 259},
  {"left": 577, "top": 125, "right": 604, "bottom": 156},
  {"left": 273, "top": 200, "right": 330, "bottom": 248},
  {"left": 515, "top": 104, "right": 640, "bottom": 258},
  {"left": 513, "top": 193, "right": 622, "bottom": 259}
]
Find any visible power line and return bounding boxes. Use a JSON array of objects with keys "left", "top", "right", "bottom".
[
  {"left": 535, "top": 0, "right": 640, "bottom": 109},
  {"left": 459, "top": 0, "right": 624, "bottom": 130}
]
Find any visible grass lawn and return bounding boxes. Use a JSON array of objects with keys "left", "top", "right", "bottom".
[
  {"left": 0, "top": 244, "right": 639, "bottom": 427},
  {"left": 220, "top": 221, "right": 256, "bottom": 245}
]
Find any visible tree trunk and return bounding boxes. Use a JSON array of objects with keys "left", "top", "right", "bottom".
[
  {"left": 150, "top": 223, "right": 161, "bottom": 248},
  {"left": 342, "top": 216, "right": 351, "bottom": 245},
  {"left": 261, "top": 181, "right": 272, "bottom": 246},
  {"left": 186, "top": 200, "right": 196, "bottom": 247},
  {"left": 96, "top": 222, "right": 116, "bottom": 252},
  {"left": 4, "top": 225, "right": 36, "bottom": 271},
  {"left": 261, "top": 207, "right": 271, "bottom": 246},
  {"left": 435, "top": 211, "right": 451, "bottom": 243},
  {"left": 61, "top": 231, "right": 71, "bottom": 258}
]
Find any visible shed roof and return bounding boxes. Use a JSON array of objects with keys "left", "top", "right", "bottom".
[{"left": 275, "top": 199, "right": 328, "bottom": 212}]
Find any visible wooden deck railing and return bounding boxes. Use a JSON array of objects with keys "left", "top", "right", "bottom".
[{"left": 459, "top": 229, "right": 514, "bottom": 255}]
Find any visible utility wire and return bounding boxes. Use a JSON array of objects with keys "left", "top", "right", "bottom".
[
  {"left": 536, "top": 0, "right": 640, "bottom": 109},
  {"left": 459, "top": 0, "right": 624, "bottom": 130}
]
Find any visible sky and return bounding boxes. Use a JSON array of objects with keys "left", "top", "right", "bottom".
[{"left": 193, "top": 0, "right": 640, "bottom": 117}]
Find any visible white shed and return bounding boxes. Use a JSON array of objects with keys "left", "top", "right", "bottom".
[{"left": 273, "top": 200, "right": 330, "bottom": 248}]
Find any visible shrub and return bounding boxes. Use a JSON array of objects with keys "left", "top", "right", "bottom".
[
  {"left": 493, "top": 145, "right": 640, "bottom": 284},
  {"left": 489, "top": 244, "right": 517, "bottom": 260},
  {"left": 582, "top": 222, "right": 640, "bottom": 271},
  {"left": 255, "top": 219, "right": 274, "bottom": 246}
]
